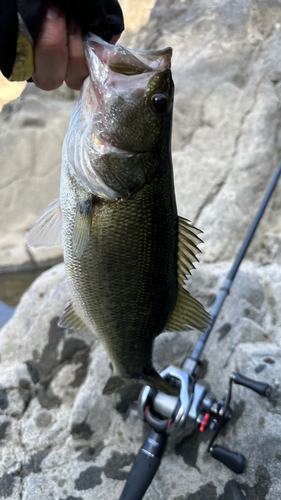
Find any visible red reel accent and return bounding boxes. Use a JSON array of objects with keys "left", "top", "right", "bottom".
[
  {"left": 144, "top": 406, "right": 150, "bottom": 419},
  {"left": 200, "top": 413, "right": 210, "bottom": 432},
  {"left": 167, "top": 419, "right": 172, "bottom": 429}
]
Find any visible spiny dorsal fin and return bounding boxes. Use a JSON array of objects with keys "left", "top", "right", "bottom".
[
  {"left": 72, "top": 196, "right": 93, "bottom": 258},
  {"left": 165, "top": 216, "right": 210, "bottom": 332},
  {"left": 58, "top": 302, "right": 89, "bottom": 331},
  {"left": 165, "top": 287, "right": 210, "bottom": 332},
  {"left": 177, "top": 216, "right": 203, "bottom": 283},
  {"left": 27, "top": 198, "right": 62, "bottom": 247}
]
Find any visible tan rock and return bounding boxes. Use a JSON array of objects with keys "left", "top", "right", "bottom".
[
  {"left": 122, "top": 0, "right": 281, "bottom": 265},
  {"left": 0, "top": 86, "right": 78, "bottom": 271}
]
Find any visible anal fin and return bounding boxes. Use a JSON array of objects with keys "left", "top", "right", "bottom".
[{"left": 58, "top": 302, "right": 89, "bottom": 331}]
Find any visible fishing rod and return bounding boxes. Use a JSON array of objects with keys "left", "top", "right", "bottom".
[{"left": 119, "top": 160, "right": 281, "bottom": 500}]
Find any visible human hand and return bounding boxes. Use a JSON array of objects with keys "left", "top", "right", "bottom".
[{"left": 33, "top": 3, "right": 121, "bottom": 91}]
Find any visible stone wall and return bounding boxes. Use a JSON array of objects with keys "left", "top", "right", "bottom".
[
  {"left": 0, "top": 85, "right": 78, "bottom": 271},
  {"left": 121, "top": 0, "right": 281, "bottom": 265}
]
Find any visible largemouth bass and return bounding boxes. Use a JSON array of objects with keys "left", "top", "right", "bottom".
[{"left": 28, "top": 35, "right": 210, "bottom": 396}]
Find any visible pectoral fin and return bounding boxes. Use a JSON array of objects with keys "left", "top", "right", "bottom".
[
  {"left": 72, "top": 196, "right": 93, "bottom": 258},
  {"left": 27, "top": 198, "right": 62, "bottom": 247},
  {"left": 165, "top": 216, "right": 210, "bottom": 333},
  {"left": 58, "top": 301, "right": 89, "bottom": 331}
]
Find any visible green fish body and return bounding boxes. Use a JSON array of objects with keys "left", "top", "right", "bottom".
[{"left": 28, "top": 35, "right": 210, "bottom": 395}]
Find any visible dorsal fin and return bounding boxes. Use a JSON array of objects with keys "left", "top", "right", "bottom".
[
  {"left": 58, "top": 302, "right": 90, "bottom": 331},
  {"left": 27, "top": 198, "right": 62, "bottom": 247},
  {"left": 165, "top": 287, "right": 210, "bottom": 332},
  {"left": 177, "top": 216, "right": 203, "bottom": 283},
  {"left": 165, "top": 216, "right": 210, "bottom": 332}
]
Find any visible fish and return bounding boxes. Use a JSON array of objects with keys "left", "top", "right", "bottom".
[{"left": 27, "top": 34, "right": 210, "bottom": 396}]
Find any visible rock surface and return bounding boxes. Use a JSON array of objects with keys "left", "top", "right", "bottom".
[
  {"left": 1, "top": 0, "right": 281, "bottom": 499},
  {"left": 121, "top": 0, "right": 281, "bottom": 265},
  {"left": 0, "top": 261, "right": 281, "bottom": 499},
  {"left": 0, "top": 85, "right": 78, "bottom": 272}
]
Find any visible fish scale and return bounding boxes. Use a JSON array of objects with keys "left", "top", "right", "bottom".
[{"left": 61, "top": 160, "right": 178, "bottom": 371}]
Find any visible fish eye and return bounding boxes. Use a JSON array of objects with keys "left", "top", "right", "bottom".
[{"left": 151, "top": 93, "right": 168, "bottom": 115}]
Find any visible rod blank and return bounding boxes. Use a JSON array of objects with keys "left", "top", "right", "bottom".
[{"left": 191, "top": 161, "right": 281, "bottom": 364}]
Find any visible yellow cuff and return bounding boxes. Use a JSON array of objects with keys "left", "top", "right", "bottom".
[{"left": 8, "top": 30, "right": 34, "bottom": 82}]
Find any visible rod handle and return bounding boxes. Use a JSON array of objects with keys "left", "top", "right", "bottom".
[
  {"left": 232, "top": 373, "right": 271, "bottom": 397},
  {"left": 210, "top": 444, "right": 245, "bottom": 474},
  {"left": 119, "top": 449, "right": 161, "bottom": 500},
  {"left": 119, "top": 431, "right": 167, "bottom": 500}
]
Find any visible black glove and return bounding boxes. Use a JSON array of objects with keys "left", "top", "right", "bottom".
[{"left": 0, "top": 0, "right": 124, "bottom": 80}]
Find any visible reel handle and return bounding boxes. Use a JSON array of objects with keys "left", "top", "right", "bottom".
[
  {"left": 232, "top": 373, "right": 271, "bottom": 397},
  {"left": 210, "top": 444, "right": 245, "bottom": 474}
]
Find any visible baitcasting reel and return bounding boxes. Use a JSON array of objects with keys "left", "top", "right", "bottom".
[
  {"left": 120, "top": 359, "right": 271, "bottom": 500},
  {"left": 138, "top": 360, "right": 271, "bottom": 473}
]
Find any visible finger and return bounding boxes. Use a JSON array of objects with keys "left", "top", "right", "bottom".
[
  {"left": 110, "top": 34, "right": 121, "bottom": 45},
  {"left": 33, "top": 4, "right": 68, "bottom": 91},
  {"left": 65, "top": 29, "right": 123, "bottom": 90},
  {"left": 65, "top": 20, "right": 88, "bottom": 91}
]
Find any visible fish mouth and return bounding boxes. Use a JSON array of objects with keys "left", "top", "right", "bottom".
[
  {"left": 65, "top": 36, "right": 173, "bottom": 199},
  {"left": 82, "top": 35, "right": 173, "bottom": 155},
  {"left": 84, "top": 34, "right": 172, "bottom": 108},
  {"left": 84, "top": 34, "right": 172, "bottom": 80}
]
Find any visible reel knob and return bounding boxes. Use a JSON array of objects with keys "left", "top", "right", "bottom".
[
  {"left": 210, "top": 444, "right": 245, "bottom": 474},
  {"left": 231, "top": 373, "right": 271, "bottom": 397}
]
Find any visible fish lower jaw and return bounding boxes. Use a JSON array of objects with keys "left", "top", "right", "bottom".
[
  {"left": 92, "top": 133, "right": 129, "bottom": 155},
  {"left": 92, "top": 132, "right": 153, "bottom": 155}
]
